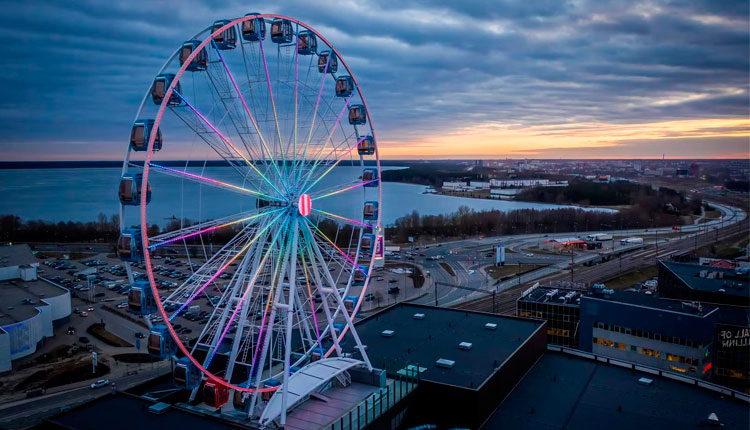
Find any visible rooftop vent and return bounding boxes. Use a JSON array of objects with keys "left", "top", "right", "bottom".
[
  {"left": 485, "top": 323, "right": 497, "bottom": 330},
  {"left": 381, "top": 330, "right": 395, "bottom": 337},
  {"left": 458, "top": 342, "right": 473, "bottom": 350},
  {"left": 637, "top": 377, "right": 653, "bottom": 386},
  {"left": 436, "top": 358, "right": 455, "bottom": 369},
  {"left": 413, "top": 313, "right": 425, "bottom": 320}
]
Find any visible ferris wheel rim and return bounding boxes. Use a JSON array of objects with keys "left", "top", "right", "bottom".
[{"left": 126, "top": 14, "right": 382, "bottom": 393}]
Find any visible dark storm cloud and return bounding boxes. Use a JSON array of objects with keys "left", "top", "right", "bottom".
[{"left": 0, "top": 0, "right": 747, "bottom": 158}]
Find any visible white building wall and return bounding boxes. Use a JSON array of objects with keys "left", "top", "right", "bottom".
[
  {"left": 0, "top": 282, "right": 70, "bottom": 366},
  {"left": 442, "top": 181, "right": 466, "bottom": 190},
  {"left": 20, "top": 266, "right": 37, "bottom": 281},
  {"left": 2, "top": 310, "right": 44, "bottom": 361},
  {"left": 0, "top": 266, "right": 21, "bottom": 282},
  {"left": 469, "top": 181, "right": 491, "bottom": 189},
  {"left": 42, "top": 287, "right": 71, "bottom": 322}
]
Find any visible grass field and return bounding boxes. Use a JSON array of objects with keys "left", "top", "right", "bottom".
[
  {"left": 603, "top": 266, "right": 658, "bottom": 290},
  {"left": 87, "top": 323, "right": 133, "bottom": 348},
  {"left": 439, "top": 262, "right": 456, "bottom": 276}
]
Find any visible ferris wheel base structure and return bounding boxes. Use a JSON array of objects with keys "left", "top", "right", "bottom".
[{"left": 117, "top": 12, "right": 385, "bottom": 427}]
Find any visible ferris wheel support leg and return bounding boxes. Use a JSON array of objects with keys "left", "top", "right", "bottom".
[
  {"left": 292, "top": 283, "right": 314, "bottom": 350},
  {"left": 223, "top": 239, "right": 263, "bottom": 383},
  {"left": 302, "top": 235, "right": 343, "bottom": 358},
  {"left": 303, "top": 223, "right": 373, "bottom": 371},
  {"left": 280, "top": 219, "right": 300, "bottom": 426},
  {"left": 248, "top": 227, "right": 293, "bottom": 418}
]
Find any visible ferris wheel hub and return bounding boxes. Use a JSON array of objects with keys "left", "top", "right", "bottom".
[{"left": 297, "top": 193, "right": 312, "bottom": 216}]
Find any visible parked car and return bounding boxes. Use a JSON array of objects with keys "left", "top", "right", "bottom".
[
  {"left": 80, "top": 312, "right": 89, "bottom": 317},
  {"left": 78, "top": 336, "right": 90, "bottom": 344},
  {"left": 67, "top": 326, "right": 76, "bottom": 335}
]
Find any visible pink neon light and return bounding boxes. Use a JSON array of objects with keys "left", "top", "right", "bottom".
[{"left": 298, "top": 193, "right": 312, "bottom": 216}]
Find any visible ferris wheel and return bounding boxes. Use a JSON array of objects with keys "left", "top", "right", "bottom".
[{"left": 117, "top": 14, "right": 382, "bottom": 424}]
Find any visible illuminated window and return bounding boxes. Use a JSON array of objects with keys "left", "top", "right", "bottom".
[{"left": 729, "top": 369, "right": 745, "bottom": 379}]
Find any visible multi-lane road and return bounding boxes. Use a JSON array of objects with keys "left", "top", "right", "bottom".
[{"left": 403, "top": 200, "right": 746, "bottom": 309}]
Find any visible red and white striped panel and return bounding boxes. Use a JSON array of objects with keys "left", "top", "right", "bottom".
[{"left": 298, "top": 193, "right": 311, "bottom": 216}]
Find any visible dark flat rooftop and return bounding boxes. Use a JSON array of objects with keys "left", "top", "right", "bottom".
[
  {"left": 583, "top": 290, "right": 718, "bottom": 317},
  {"left": 0, "top": 244, "right": 38, "bottom": 267},
  {"left": 483, "top": 352, "right": 750, "bottom": 429},
  {"left": 662, "top": 261, "right": 749, "bottom": 297},
  {"left": 0, "top": 278, "right": 68, "bottom": 325},
  {"left": 43, "top": 392, "right": 240, "bottom": 430},
  {"left": 348, "top": 303, "right": 543, "bottom": 389}
]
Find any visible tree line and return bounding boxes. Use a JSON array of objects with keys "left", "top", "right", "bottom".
[{"left": 384, "top": 204, "right": 686, "bottom": 243}]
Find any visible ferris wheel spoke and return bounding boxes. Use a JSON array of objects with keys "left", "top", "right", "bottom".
[
  {"left": 193, "top": 234, "right": 261, "bottom": 360},
  {"left": 310, "top": 177, "right": 379, "bottom": 201},
  {"left": 205, "top": 215, "right": 290, "bottom": 370},
  {"left": 257, "top": 34, "right": 287, "bottom": 186},
  {"left": 301, "top": 135, "right": 365, "bottom": 195},
  {"left": 148, "top": 207, "right": 282, "bottom": 249},
  {"left": 303, "top": 217, "right": 364, "bottom": 274},
  {"left": 212, "top": 40, "right": 290, "bottom": 192},
  {"left": 312, "top": 208, "right": 374, "bottom": 229},
  {"left": 300, "top": 221, "right": 372, "bottom": 369},
  {"left": 298, "top": 230, "right": 343, "bottom": 356},
  {"left": 246, "top": 219, "right": 295, "bottom": 396},
  {"left": 163, "top": 224, "right": 259, "bottom": 307},
  {"left": 173, "top": 89, "right": 285, "bottom": 198},
  {"left": 291, "top": 24, "right": 300, "bottom": 188},
  {"left": 203, "top": 69, "right": 264, "bottom": 167},
  {"left": 147, "top": 162, "right": 281, "bottom": 202},
  {"left": 298, "top": 93, "right": 355, "bottom": 191},
  {"left": 168, "top": 211, "right": 285, "bottom": 321},
  {"left": 294, "top": 53, "right": 332, "bottom": 185},
  {"left": 297, "top": 247, "right": 324, "bottom": 350}
]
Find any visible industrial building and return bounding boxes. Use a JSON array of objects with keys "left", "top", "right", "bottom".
[
  {"left": 579, "top": 289, "right": 717, "bottom": 379},
  {"left": 345, "top": 303, "right": 547, "bottom": 429},
  {"left": 0, "top": 245, "right": 71, "bottom": 373},
  {"left": 658, "top": 260, "right": 749, "bottom": 307},
  {"left": 713, "top": 306, "right": 750, "bottom": 393},
  {"left": 517, "top": 285, "right": 582, "bottom": 347}
]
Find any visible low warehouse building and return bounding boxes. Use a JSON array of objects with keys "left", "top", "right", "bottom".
[{"left": 0, "top": 245, "right": 71, "bottom": 373}]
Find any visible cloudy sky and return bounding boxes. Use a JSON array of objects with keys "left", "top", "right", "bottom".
[{"left": 1, "top": 0, "right": 748, "bottom": 160}]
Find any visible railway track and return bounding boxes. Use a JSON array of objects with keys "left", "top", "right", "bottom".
[{"left": 454, "top": 220, "right": 749, "bottom": 314}]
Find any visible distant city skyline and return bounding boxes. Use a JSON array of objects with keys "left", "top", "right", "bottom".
[{"left": 1, "top": 0, "right": 748, "bottom": 160}]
